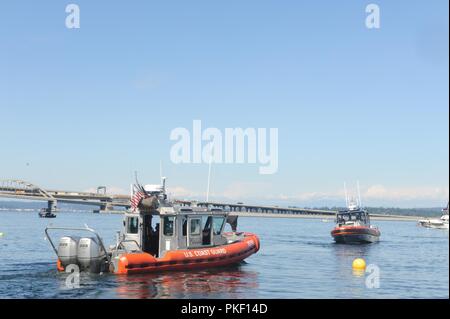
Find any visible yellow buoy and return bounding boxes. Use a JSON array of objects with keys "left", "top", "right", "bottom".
[{"left": 352, "top": 258, "right": 366, "bottom": 270}]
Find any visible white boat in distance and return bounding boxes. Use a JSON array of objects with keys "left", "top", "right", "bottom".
[{"left": 418, "top": 203, "right": 449, "bottom": 230}]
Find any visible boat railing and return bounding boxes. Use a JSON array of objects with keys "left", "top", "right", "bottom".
[
  {"left": 44, "top": 226, "right": 111, "bottom": 264},
  {"left": 115, "top": 239, "right": 141, "bottom": 253}
]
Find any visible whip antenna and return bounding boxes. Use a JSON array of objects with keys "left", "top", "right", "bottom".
[
  {"left": 357, "top": 181, "right": 362, "bottom": 208},
  {"left": 344, "top": 182, "right": 349, "bottom": 207},
  {"left": 206, "top": 143, "right": 213, "bottom": 203}
]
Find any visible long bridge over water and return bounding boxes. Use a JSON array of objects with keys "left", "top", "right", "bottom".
[
  {"left": 0, "top": 180, "right": 130, "bottom": 213},
  {"left": 0, "top": 180, "right": 419, "bottom": 221}
]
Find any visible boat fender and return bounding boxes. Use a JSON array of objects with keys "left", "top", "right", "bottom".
[{"left": 116, "top": 253, "right": 157, "bottom": 275}]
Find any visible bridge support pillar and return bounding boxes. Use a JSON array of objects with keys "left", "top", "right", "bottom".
[
  {"left": 47, "top": 200, "right": 57, "bottom": 213},
  {"left": 95, "top": 202, "right": 114, "bottom": 213}
]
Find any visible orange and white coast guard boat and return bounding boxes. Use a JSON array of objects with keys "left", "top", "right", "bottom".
[
  {"left": 331, "top": 183, "right": 380, "bottom": 244},
  {"left": 331, "top": 203, "right": 380, "bottom": 244},
  {"left": 45, "top": 180, "right": 260, "bottom": 274}
]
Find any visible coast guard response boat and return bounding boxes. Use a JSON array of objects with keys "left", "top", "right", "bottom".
[
  {"left": 331, "top": 183, "right": 380, "bottom": 244},
  {"left": 45, "top": 179, "right": 260, "bottom": 274}
]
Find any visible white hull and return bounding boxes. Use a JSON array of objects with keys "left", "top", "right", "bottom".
[{"left": 418, "top": 219, "right": 449, "bottom": 230}]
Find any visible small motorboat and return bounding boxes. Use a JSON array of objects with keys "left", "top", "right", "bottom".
[
  {"left": 45, "top": 180, "right": 260, "bottom": 274},
  {"left": 331, "top": 183, "right": 380, "bottom": 244},
  {"left": 38, "top": 208, "right": 57, "bottom": 218},
  {"left": 418, "top": 203, "right": 449, "bottom": 230}
]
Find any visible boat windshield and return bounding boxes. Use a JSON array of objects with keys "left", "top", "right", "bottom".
[
  {"left": 127, "top": 216, "right": 139, "bottom": 234},
  {"left": 212, "top": 216, "right": 225, "bottom": 235},
  {"left": 336, "top": 211, "right": 367, "bottom": 225}
]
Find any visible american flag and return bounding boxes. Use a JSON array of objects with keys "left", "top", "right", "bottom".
[{"left": 131, "top": 190, "right": 147, "bottom": 211}]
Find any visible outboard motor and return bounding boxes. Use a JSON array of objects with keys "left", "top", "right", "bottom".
[
  {"left": 57, "top": 236, "right": 80, "bottom": 267},
  {"left": 77, "top": 237, "right": 106, "bottom": 273}
]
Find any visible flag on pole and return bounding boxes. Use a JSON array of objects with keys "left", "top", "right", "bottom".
[{"left": 131, "top": 189, "right": 147, "bottom": 211}]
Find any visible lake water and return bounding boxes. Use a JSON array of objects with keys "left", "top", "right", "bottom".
[{"left": 0, "top": 209, "right": 448, "bottom": 299}]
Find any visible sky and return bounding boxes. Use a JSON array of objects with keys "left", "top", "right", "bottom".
[{"left": 0, "top": 1, "right": 448, "bottom": 208}]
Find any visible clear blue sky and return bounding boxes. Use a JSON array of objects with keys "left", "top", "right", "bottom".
[{"left": 0, "top": 1, "right": 448, "bottom": 207}]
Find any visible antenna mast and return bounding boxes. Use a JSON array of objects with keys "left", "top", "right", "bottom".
[
  {"left": 160, "top": 160, "right": 166, "bottom": 193},
  {"left": 357, "top": 180, "right": 362, "bottom": 208},
  {"left": 206, "top": 143, "right": 213, "bottom": 203},
  {"left": 344, "top": 182, "right": 349, "bottom": 207}
]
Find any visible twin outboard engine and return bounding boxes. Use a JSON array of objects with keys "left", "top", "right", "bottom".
[
  {"left": 57, "top": 236, "right": 80, "bottom": 267},
  {"left": 57, "top": 236, "right": 107, "bottom": 273},
  {"left": 77, "top": 237, "right": 107, "bottom": 273}
]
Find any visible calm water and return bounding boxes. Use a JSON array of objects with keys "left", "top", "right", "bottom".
[{"left": 0, "top": 209, "right": 448, "bottom": 299}]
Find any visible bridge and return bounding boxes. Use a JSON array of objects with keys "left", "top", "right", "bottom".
[
  {"left": 0, "top": 180, "right": 130, "bottom": 213},
  {"left": 174, "top": 200, "right": 336, "bottom": 217},
  {"left": 0, "top": 179, "right": 338, "bottom": 217},
  {"left": 172, "top": 200, "right": 419, "bottom": 221},
  {"left": 0, "top": 180, "right": 420, "bottom": 221}
]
